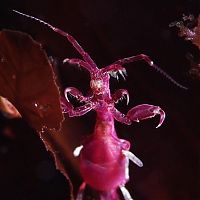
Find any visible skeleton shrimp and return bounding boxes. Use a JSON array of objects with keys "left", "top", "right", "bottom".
[{"left": 13, "top": 10, "right": 187, "bottom": 200}]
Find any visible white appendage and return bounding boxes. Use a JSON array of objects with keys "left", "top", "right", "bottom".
[
  {"left": 120, "top": 185, "right": 133, "bottom": 200},
  {"left": 125, "top": 157, "right": 130, "bottom": 180},
  {"left": 73, "top": 145, "right": 83, "bottom": 157},
  {"left": 122, "top": 150, "right": 143, "bottom": 167}
]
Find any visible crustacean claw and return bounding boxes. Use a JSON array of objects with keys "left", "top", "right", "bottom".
[
  {"left": 127, "top": 104, "right": 165, "bottom": 128},
  {"left": 101, "top": 64, "right": 127, "bottom": 81},
  {"left": 112, "top": 89, "right": 129, "bottom": 105},
  {"left": 64, "top": 87, "right": 85, "bottom": 102},
  {"left": 109, "top": 68, "right": 127, "bottom": 81}
]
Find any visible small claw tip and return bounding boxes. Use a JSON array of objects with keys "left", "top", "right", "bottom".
[
  {"left": 73, "top": 145, "right": 83, "bottom": 157},
  {"left": 125, "top": 93, "right": 129, "bottom": 105},
  {"left": 150, "top": 61, "right": 154, "bottom": 66},
  {"left": 63, "top": 58, "right": 69, "bottom": 63},
  {"left": 156, "top": 123, "right": 162, "bottom": 128},
  {"left": 157, "top": 109, "right": 165, "bottom": 128}
]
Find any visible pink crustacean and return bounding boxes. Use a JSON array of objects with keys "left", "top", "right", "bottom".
[{"left": 13, "top": 10, "right": 187, "bottom": 200}]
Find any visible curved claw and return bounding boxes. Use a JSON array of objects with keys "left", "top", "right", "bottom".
[
  {"left": 61, "top": 95, "right": 94, "bottom": 117},
  {"left": 127, "top": 104, "right": 165, "bottom": 128},
  {"left": 60, "top": 97, "right": 74, "bottom": 113},
  {"left": 155, "top": 108, "right": 165, "bottom": 128},
  {"left": 101, "top": 64, "right": 127, "bottom": 80},
  {"left": 112, "top": 89, "right": 129, "bottom": 105},
  {"left": 64, "top": 87, "right": 85, "bottom": 102},
  {"left": 73, "top": 145, "right": 83, "bottom": 157}
]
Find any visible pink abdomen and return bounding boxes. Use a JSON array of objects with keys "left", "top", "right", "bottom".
[{"left": 79, "top": 136, "right": 127, "bottom": 191}]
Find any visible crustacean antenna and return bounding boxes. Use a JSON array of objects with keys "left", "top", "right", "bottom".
[
  {"left": 12, "top": 9, "right": 98, "bottom": 74},
  {"left": 113, "top": 54, "right": 188, "bottom": 90}
]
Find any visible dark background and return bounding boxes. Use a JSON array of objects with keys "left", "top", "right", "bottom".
[{"left": 0, "top": 0, "right": 199, "bottom": 199}]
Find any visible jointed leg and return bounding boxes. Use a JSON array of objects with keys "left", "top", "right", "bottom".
[
  {"left": 113, "top": 54, "right": 153, "bottom": 66},
  {"left": 76, "top": 182, "right": 86, "bottom": 200},
  {"left": 68, "top": 103, "right": 94, "bottom": 117},
  {"left": 63, "top": 58, "right": 94, "bottom": 73},
  {"left": 61, "top": 100, "right": 93, "bottom": 117},
  {"left": 111, "top": 104, "right": 165, "bottom": 128},
  {"left": 64, "top": 87, "right": 92, "bottom": 103},
  {"left": 127, "top": 104, "right": 165, "bottom": 128},
  {"left": 122, "top": 150, "right": 143, "bottom": 167},
  {"left": 111, "top": 107, "right": 131, "bottom": 125},
  {"left": 62, "top": 87, "right": 94, "bottom": 117},
  {"left": 119, "top": 149, "right": 143, "bottom": 200},
  {"left": 119, "top": 185, "right": 133, "bottom": 200}
]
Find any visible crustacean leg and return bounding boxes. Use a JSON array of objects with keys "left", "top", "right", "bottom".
[
  {"left": 119, "top": 185, "right": 133, "bottom": 200},
  {"left": 63, "top": 58, "right": 93, "bottom": 73},
  {"left": 61, "top": 87, "right": 94, "bottom": 117},
  {"left": 111, "top": 104, "right": 165, "bottom": 128},
  {"left": 64, "top": 87, "right": 92, "bottom": 103},
  {"left": 118, "top": 144, "right": 143, "bottom": 200},
  {"left": 122, "top": 150, "right": 143, "bottom": 168},
  {"left": 73, "top": 146, "right": 86, "bottom": 200},
  {"left": 62, "top": 102, "right": 93, "bottom": 117},
  {"left": 113, "top": 54, "right": 154, "bottom": 66},
  {"left": 76, "top": 182, "right": 86, "bottom": 200},
  {"left": 119, "top": 150, "right": 143, "bottom": 200}
]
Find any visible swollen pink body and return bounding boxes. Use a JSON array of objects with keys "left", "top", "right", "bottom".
[
  {"left": 12, "top": 10, "right": 186, "bottom": 200},
  {"left": 79, "top": 111, "right": 130, "bottom": 192}
]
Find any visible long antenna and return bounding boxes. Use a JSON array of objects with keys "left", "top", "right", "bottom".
[
  {"left": 151, "top": 63, "right": 188, "bottom": 90},
  {"left": 13, "top": 10, "right": 56, "bottom": 30},
  {"left": 114, "top": 54, "right": 188, "bottom": 90},
  {"left": 12, "top": 9, "right": 98, "bottom": 72}
]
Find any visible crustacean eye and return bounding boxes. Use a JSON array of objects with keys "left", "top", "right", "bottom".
[{"left": 90, "top": 79, "right": 104, "bottom": 94}]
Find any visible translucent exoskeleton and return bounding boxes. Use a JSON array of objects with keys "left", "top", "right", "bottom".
[{"left": 13, "top": 10, "right": 187, "bottom": 200}]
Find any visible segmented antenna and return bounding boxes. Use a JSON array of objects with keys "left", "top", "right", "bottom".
[
  {"left": 114, "top": 54, "right": 188, "bottom": 90},
  {"left": 12, "top": 9, "right": 98, "bottom": 70},
  {"left": 151, "top": 63, "right": 188, "bottom": 90},
  {"left": 13, "top": 10, "right": 188, "bottom": 90},
  {"left": 13, "top": 10, "right": 56, "bottom": 30}
]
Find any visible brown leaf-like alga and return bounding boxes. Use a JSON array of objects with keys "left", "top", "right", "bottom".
[{"left": 0, "top": 29, "right": 63, "bottom": 131}]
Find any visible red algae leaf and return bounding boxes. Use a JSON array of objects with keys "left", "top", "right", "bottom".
[
  {"left": 39, "top": 125, "right": 76, "bottom": 200},
  {"left": 0, "top": 29, "right": 63, "bottom": 131},
  {"left": 0, "top": 30, "right": 75, "bottom": 198}
]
